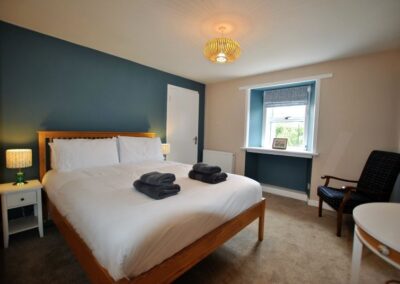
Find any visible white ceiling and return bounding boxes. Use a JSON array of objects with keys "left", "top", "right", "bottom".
[{"left": 1, "top": 0, "right": 400, "bottom": 84}]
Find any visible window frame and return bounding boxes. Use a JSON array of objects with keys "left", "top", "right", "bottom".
[{"left": 261, "top": 85, "right": 312, "bottom": 151}]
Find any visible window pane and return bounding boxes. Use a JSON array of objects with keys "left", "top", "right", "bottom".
[
  {"left": 269, "top": 105, "right": 306, "bottom": 121},
  {"left": 271, "top": 122, "right": 305, "bottom": 148},
  {"left": 264, "top": 105, "right": 307, "bottom": 149}
]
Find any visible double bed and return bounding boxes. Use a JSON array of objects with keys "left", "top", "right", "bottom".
[{"left": 38, "top": 131, "right": 266, "bottom": 283}]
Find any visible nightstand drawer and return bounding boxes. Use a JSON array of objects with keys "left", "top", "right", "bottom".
[{"left": 6, "top": 191, "right": 37, "bottom": 209}]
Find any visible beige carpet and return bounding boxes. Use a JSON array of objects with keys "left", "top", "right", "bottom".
[{"left": 1, "top": 194, "right": 399, "bottom": 283}]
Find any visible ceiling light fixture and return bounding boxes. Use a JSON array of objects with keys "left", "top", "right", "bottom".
[{"left": 204, "top": 26, "right": 241, "bottom": 64}]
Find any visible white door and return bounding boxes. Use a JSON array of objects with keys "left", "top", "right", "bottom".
[{"left": 166, "top": 84, "right": 199, "bottom": 164}]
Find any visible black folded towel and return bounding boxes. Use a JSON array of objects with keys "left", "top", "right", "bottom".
[
  {"left": 188, "top": 170, "right": 228, "bottom": 184},
  {"left": 192, "top": 163, "right": 222, "bottom": 174},
  {"left": 134, "top": 180, "right": 180, "bottom": 200},
  {"left": 140, "top": 171, "right": 176, "bottom": 186}
]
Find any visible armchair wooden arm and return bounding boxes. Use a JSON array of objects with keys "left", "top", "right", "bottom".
[{"left": 321, "top": 175, "right": 358, "bottom": 187}]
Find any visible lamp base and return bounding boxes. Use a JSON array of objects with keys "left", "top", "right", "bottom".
[
  {"left": 14, "top": 170, "right": 27, "bottom": 186},
  {"left": 13, "top": 181, "right": 28, "bottom": 186}
]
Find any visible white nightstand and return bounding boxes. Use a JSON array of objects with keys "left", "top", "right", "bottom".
[{"left": 0, "top": 179, "right": 44, "bottom": 248}]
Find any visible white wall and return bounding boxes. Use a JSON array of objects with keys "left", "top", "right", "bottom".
[{"left": 205, "top": 49, "right": 400, "bottom": 201}]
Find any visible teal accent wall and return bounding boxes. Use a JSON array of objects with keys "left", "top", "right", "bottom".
[
  {"left": 0, "top": 21, "right": 205, "bottom": 183},
  {"left": 248, "top": 89, "right": 263, "bottom": 147},
  {"left": 245, "top": 152, "right": 312, "bottom": 193}
]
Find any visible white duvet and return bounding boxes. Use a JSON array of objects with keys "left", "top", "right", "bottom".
[{"left": 43, "top": 161, "right": 262, "bottom": 281}]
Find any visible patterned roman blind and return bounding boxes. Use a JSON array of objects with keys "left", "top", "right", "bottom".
[{"left": 264, "top": 85, "right": 311, "bottom": 107}]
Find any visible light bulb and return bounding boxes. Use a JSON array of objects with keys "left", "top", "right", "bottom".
[{"left": 216, "top": 52, "right": 227, "bottom": 63}]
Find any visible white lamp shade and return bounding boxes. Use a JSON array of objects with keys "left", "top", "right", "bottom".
[
  {"left": 161, "top": 143, "right": 171, "bottom": 155},
  {"left": 6, "top": 149, "right": 32, "bottom": 169}
]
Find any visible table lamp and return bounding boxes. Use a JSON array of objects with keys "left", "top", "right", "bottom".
[
  {"left": 6, "top": 149, "right": 32, "bottom": 185},
  {"left": 161, "top": 143, "right": 170, "bottom": 161}
]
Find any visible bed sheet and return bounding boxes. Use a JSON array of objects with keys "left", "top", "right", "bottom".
[{"left": 43, "top": 161, "right": 262, "bottom": 280}]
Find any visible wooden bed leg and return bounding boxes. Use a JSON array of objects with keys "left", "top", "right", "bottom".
[
  {"left": 318, "top": 197, "right": 323, "bottom": 217},
  {"left": 258, "top": 199, "right": 266, "bottom": 241}
]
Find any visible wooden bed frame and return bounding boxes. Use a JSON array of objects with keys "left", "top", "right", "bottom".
[{"left": 38, "top": 131, "right": 266, "bottom": 284}]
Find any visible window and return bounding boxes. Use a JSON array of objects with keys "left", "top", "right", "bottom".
[
  {"left": 262, "top": 84, "right": 314, "bottom": 151},
  {"left": 245, "top": 75, "right": 331, "bottom": 157}
]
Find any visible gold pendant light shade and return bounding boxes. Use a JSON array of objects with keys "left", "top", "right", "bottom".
[{"left": 204, "top": 37, "right": 241, "bottom": 63}]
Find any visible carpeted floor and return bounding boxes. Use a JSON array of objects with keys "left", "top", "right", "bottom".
[{"left": 1, "top": 194, "right": 399, "bottom": 284}]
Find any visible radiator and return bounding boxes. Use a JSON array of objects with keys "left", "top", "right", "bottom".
[{"left": 203, "top": 149, "right": 234, "bottom": 173}]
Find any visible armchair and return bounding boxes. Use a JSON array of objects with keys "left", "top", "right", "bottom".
[{"left": 317, "top": 150, "right": 400, "bottom": 237}]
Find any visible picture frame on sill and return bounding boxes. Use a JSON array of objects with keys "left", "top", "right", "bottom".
[{"left": 272, "top": 138, "right": 288, "bottom": 150}]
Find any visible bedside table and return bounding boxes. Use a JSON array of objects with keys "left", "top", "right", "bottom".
[{"left": 0, "top": 180, "right": 44, "bottom": 248}]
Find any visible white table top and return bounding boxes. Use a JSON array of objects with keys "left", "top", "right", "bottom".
[
  {"left": 353, "top": 202, "right": 400, "bottom": 252},
  {"left": 0, "top": 180, "right": 42, "bottom": 194}
]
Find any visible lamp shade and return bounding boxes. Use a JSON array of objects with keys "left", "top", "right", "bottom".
[
  {"left": 204, "top": 37, "right": 241, "bottom": 63},
  {"left": 161, "top": 143, "right": 171, "bottom": 155},
  {"left": 6, "top": 149, "right": 32, "bottom": 169}
]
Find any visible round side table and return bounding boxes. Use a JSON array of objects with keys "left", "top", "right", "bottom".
[{"left": 351, "top": 203, "right": 400, "bottom": 284}]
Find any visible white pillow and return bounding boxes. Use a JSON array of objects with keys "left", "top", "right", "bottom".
[
  {"left": 48, "top": 142, "right": 57, "bottom": 170},
  {"left": 51, "top": 138, "right": 119, "bottom": 171},
  {"left": 118, "top": 136, "right": 163, "bottom": 164}
]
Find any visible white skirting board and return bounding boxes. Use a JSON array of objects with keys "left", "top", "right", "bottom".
[
  {"left": 261, "top": 184, "right": 334, "bottom": 211},
  {"left": 203, "top": 149, "right": 234, "bottom": 173},
  {"left": 261, "top": 184, "right": 308, "bottom": 201}
]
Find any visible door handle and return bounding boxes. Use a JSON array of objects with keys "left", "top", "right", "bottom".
[{"left": 193, "top": 136, "right": 198, "bottom": 145}]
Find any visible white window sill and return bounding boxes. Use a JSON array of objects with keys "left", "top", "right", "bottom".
[{"left": 241, "top": 147, "right": 318, "bottom": 159}]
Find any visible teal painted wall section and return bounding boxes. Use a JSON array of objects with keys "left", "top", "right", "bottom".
[
  {"left": 245, "top": 153, "right": 312, "bottom": 193},
  {"left": 248, "top": 90, "right": 263, "bottom": 147},
  {"left": 0, "top": 21, "right": 205, "bottom": 182},
  {"left": 245, "top": 82, "right": 315, "bottom": 193}
]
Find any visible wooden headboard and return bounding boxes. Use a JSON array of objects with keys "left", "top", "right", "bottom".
[{"left": 37, "top": 131, "right": 156, "bottom": 181}]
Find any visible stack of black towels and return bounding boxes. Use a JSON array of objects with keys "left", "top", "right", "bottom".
[
  {"left": 134, "top": 172, "right": 180, "bottom": 200},
  {"left": 189, "top": 163, "right": 228, "bottom": 184}
]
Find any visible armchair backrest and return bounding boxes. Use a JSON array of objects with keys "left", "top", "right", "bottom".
[{"left": 358, "top": 150, "right": 400, "bottom": 201}]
